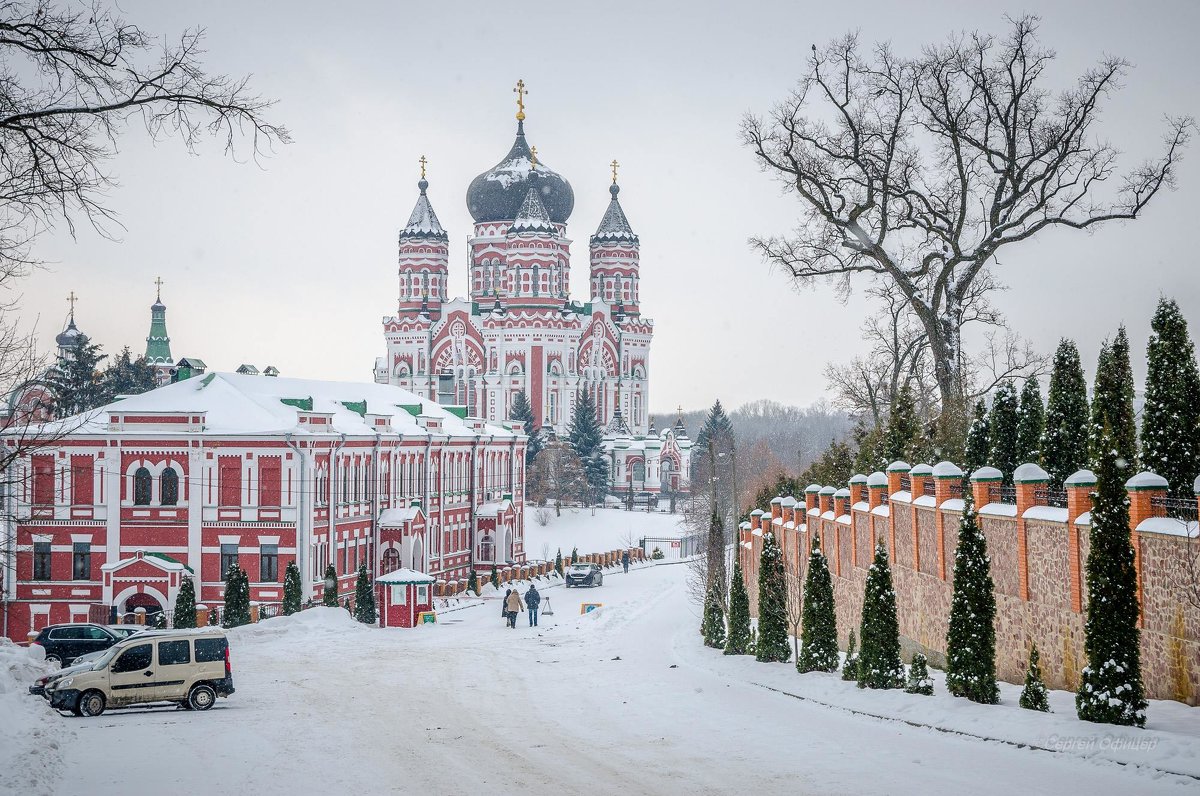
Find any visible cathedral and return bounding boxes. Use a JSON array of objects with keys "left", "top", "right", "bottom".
[{"left": 374, "top": 84, "right": 690, "bottom": 498}]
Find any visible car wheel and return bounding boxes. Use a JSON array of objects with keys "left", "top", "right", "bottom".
[
  {"left": 179, "top": 700, "right": 193, "bottom": 711},
  {"left": 188, "top": 684, "right": 216, "bottom": 711},
  {"left": 70, "top": 703, "right": 83, "bottom": 717},
  {"left": 45, "top": 654, "right": 61, "bottom": 666},
  {"left": 78, "top": 690, "right": 106, "bottom": 717}
]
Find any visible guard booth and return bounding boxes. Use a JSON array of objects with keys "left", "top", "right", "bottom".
[{"left": 376, "top": 568, "right": 436, "bottom": 628}]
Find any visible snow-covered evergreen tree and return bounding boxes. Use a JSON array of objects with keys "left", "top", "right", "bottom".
[
  {"left": 700, "top": 511, "right": 727, "bottom": 646},
  {"left": 841, "top": 628, "right": 858, "bottom": 681},
  {"left": 1077, "top": 387, "right": 1147, "bottom": 727},
  {"left": 222, "top": 563, "right": 251, "bottom": 628},
  {"left": 906, "top": 652, "right": 934, "bottom": 696},
  {"left": 568, "top": 391, "right": 608, "bottom": 503},
  {"left": 964, "top": 399, "right": 991, "bottom": 475},
  {"left": 1042, "top": 339, "right": 1090, "bottom": 486},
  {"left": 1020, "top": 644, "right": 1050, "bottom": 712},
  {"left": 756, "top": 532, "right": 791, "bottom": 662},
  {"left": 554, "top": 548, "right": 563, "bottom": 576},
  {"left": 857, "top": 542, "right": 904, "bottom": 689},
  {"left": 988, "top": 380, "right": 1020, "bottom": 485},
  {"left": 1016, "top": 377, "right": 1045, "bottom": 467},
  {"left": 510, "top": 391, "right": 544, "bottom": 467},
  {"left": 1142, "top": 298, "right": 1200, "bottom": 496},
  {"left": 945, "top": 490, "right": 999, "bottom": 703},
  {"left": 724, "top": 557, "right": 752, "bottom": 656},
  {"left": 172, "top": 576, "right": 196, "bottom": 628},
  {"left": 208, "top": 604, "right": 219, "bottom": 626},
  {"left": 467, "top": 568, "right": 479, "bottom": 595},
  {"left": 490, "top": 563, "right": 500, "bottom": 589},
  {"left": 353, "top": 564, "right": 376, "bottom": 624},
  {"left": 322, "top": 564, "right": 338, "bottom": 607},
  {"left": 1090, "top": 327, "right": 1138, "bottom": 472},
  {"left": 881, "top": 384, "right": 921, "bottom": 463},
  {"left": 282, "top": 561, "right": 301, "bottom": 615},
  {"left": 701, "top": 578, "right": 727, "bottom": 649},
  {"left": 797, "top": 535, "right": 838, "bottom": 673}
]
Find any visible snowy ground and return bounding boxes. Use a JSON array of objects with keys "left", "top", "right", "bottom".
[
  {"left": 523, "top": 505, "right": 687, "bottom": 561},
  {"left": 3, "top": 514, "right": 1198, "bottom": 795}
]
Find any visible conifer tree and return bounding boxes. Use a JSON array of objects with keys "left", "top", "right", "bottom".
[
  {"left": 322, "top": 564, "right": 339, "bottom": 607},
  {"left": 755, "top": 532, "right": 791, "bottom": 662},
  {"left": 490, "top": 563, "right": 500, "bottom": 589},
  {"left": 570, "top": 546, "right": 579, "bottom": 564},
  {"left": 964, "top": 399, "right": 991, "bottom": 475},
  {"left": 724, "top": 557, "right": 752, "bottom": 655},
  {"left": 701, "top": 578, "right": 727, "bottom": 649},
  {"left": 353, "top": 564, "right": 376, "bottom": 624},
  {"left": 173, "top": 576, "right": 197, "bottom": 629},
  {"left": 1020, "top": 644, "right": 1050, "bottom": 712},
  {"left": 467, "top": 568, "right": 479, "bottom": 595},
  {"left": 945, "top": 490, "right": 999, "bottom": 703},
  {"left": 1016, "top": 377, "right": 1045, "bottom": 467},
  {"left": 282, "top": 561, "right": 301, "bottom": 615},
  {"left": 797, "top": 535, "right": 838, "bottom": 673},
  {"left": 841, "top": 628, "right": 858, "bottom": 681},
  {"left": 987, "top": 381, "right": 1020, "bottom": 484},
  {"left": 509, "top": 391, "right": 544, "bottom": 466},
  {"left": 208, "top": 605, "right": 219, "bottom": 626},
  {"left": 857, "top": 542, "right": 904, "bottom": 689},
  {"left": 102, "top": 347, "right": 158, "bottom": 398},
  {"left": 905, "top": 652, "right": 934, "bottom": 696},
  {"left": 222, "top": 563, "right": 251, "bottom": 628},
  {"left": 568, "top": 391, "right": 608, "bottom": 503},
  {"left": 1090, "top": 327, "right": 1138, "bottom": 472},
  {"left": 1077, "top": 391, "right": 1147, "bottom": 726},
  {"left": 1042, "top": 339, "right": 1090, "bottom": 486},
  {"left": 881, "top": 384, "right": 921, "bottom": 463},
  {"left": 1141, "top": 298, "right": 1200, "bottom": 496},
  {"left": 554, "top": 548, "right": 563, "bottom": 576},
  {"left": 52, "top": 336, "right": 110, "bottom": 415}
]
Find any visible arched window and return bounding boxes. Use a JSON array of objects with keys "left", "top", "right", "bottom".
[
  {"left": 382, "top": 548, "right": 400, "bottom": 574},
  {"left": 161, "top": 468, "right": 179, "bottom": 506},
  {"left": 479, "top": 534, "right": 494, "bottom": 562},
  {"left": 133, "top": 467, "right": 152, "bottom": 506},
  {"left": 632, "top": 460, "right": 645, "bottom": 484}
]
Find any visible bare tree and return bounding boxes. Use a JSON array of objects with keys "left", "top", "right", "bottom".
[
  {"left": 528, "top": 441, "right": 586, "bottom": 516},
  {"left": 743, "top": 16, "right": 1192, "bottom": 419}
]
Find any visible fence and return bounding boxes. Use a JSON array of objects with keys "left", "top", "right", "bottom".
[{"left": 640, "top": 534, "right": 703, "bottom": 560}]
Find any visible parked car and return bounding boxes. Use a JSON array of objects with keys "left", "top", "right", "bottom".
[
  {"left": 46, "top": 628, "right": 235, "bottom": 717},
  {"left": 106, "top": 625, "right": 147, "bottom": 639},
  {"left": 565, "top": 562, "right": 604, "bottom": 587},
  {"left": 30, "top": 624, "right": 123, "bottom": 666},
  {"left": 28, "top": 650, "right": 108, "bottom": 697}
]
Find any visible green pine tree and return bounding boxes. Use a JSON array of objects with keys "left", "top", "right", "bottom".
[
  {"left": 554, "top": 548, "right": 563, "bottom": 576},
  {"left": 701, "top": 578, "right": 727, "bottom": 648},
  {"left": 841, "top": 628, "right": 858, "bottom": 681},
  {"left": 322, "top": 564, "right": 339, "bottom": 607},
  {"left": 490, "top": 563, "right": 500, "bottom": 589},
  {"left": 102, "top": 347, "right": 158, "bottom": 398},
  {"left": 755, "top": 532, "right": 791, "bottom": 663},
  {"left": 724, "top": 557, "right": 752, "bottom": 655},
  {"left": 282, "top": 560, "right": 302, "bottom": 615},
  {"left": 570, "top": 546, "right": 579, "bottom": 565},
  {"left": 1042, "top": 339, "right": 1090, "bottom": 486},
  {"left": 881, "top": 384, "right": 921, "bottom": 463},
  {"left": 963, "top": 400, "right": 991, "bottom": 475},
  {"left": 797, "top": 534, "right": 838, "bottom": 673},
  {"left": 1077, "top": 388, "right": 1147, "bottom": 726},
  {"left": 1142, "top": 298, "right": 1200, "bottom": 497},
  {"left": 1016, "top": 377, "right": 1045, "bottom": 467},
  {"left": 945, "top": 490, "right": 999, "bottom": 703},
  {"left": 906, "top": 652, "right": 934, "bottom": 696},
  {"left": 509, "top": 391, "right": 544, "bottom": 467},
  {"left": 172, "top": 576, "right": 197, "bottom": 629},
  {"left": 222, "top": 563, "right": 251, "bottom": 628},
  {"left": 1090, "top": 327, "right": 1139, "bottom": 472},
  {"left": 467, "top": 568, "right": 479, "bottom": 595},
  {"left": 988, "top": 381, "right": 1020, "bottom": 485},
  {"left": 208, "top": 604, "right": 219, "bottom": 626},
  {"left": 857, "top": 542, "right": 904, "bottom": 689},
  {"left": 1020, "top": 644, "right": 1050, "bottom": 712},
  {"left": 353, "top": 564, "right": 376, "bottom": 624},
  {"left": 52, "top": 336, "right": 110, "bottom": 416},
  {"left": 568, "top": 391, "right": 608, "bottom": 503}
]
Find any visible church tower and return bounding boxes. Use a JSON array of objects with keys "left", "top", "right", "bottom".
[
  {"left": 144, "top": 279, "right": 174, "bottom": 386},
  {"left": 589, "top": 165, "right": 641, "bottom": 316}
]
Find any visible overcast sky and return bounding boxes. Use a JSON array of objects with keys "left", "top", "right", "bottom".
[{"left": 18, "top": 0, "right": 1200, "bottom": 416}]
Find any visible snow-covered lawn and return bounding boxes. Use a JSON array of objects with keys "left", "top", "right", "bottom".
[
  {"left": 3, "top": 511, "right": 1197, "bottom": 795},
  {"left": 523, "top": 506, "right": 687, "bottom": 561}
]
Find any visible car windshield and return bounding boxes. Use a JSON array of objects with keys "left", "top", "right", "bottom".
[
  {"left": 91, "top": 645, "right": 123, "bottom": 669},
  {"left": 570, "top": 564, "right": 590, "bottom": 571},
  {"left": 108, "top": 627, "right": 140, "bottom": 637}
]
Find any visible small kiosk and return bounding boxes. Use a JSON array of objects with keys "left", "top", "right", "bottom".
[{"left": 376, "top": 568, "right": 436, "bottom": 628}]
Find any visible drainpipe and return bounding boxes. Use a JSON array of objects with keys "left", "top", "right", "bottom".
[
  {"left": 422, "top": 430, "right": 432, "bottom": 573},
  {"left": 2, "top": 473, "right": 11, "bottom": 641},
  {"left": 283, "top": 433, "right": 310, "bottom": 602},
  {"left": 370, "top": 430, "right": 382, "bottom": 579},
  {"left": 328, "top": 433, "right": 347, "bottom": 597},
  {"left": 469, "top": 435, "right": 479, "bottom": 575}
]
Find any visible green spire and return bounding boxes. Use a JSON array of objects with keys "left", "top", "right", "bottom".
[{"left": 145, "top": 278, "right": 173, "bottom": 365}]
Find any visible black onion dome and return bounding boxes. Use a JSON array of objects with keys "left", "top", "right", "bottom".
[
  {"left": 56, "top": 317, "right": 83, "bottom": 349},
  {"left": 466, "top": 121, "right": 574, "bottom": 224}
]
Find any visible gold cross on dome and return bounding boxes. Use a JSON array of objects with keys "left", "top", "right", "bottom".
[
  {"left": 419, "top": 155, "right": 427, "bottom": 179},
  {"left": 66, "top": 290, "right": 77, "bottom": 318},
  {"left": 154, "top": 276, "right": 163, "bottom": 301},
  {"left": 611, "top": 159, "right": 620, "bottom": 184},
  {"left": 530, "top": 146, "right": 538, "bottom": 171},
  {"left": 513, "top": 79, "right": 527, "bottom": 121}
]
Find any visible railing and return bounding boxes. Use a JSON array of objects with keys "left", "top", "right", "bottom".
[
  {"left": 879, "top": 491, "right": 889, "bottom": 506},
  {"left": 948, "top": 481, "right": 964, "bottom": 498},
  {"left": 1151, "top": 496, "right": 1199, "bottom": 522},
  {"left": 1036, "top": 488, "right": 1069, "bottom": 508},
  {"left": 899, "top": 475, "right": 911, "bottom": 491},
  {"left": 640, "top": 534, "right": 704, "bottom": 559},
  {"left": 999, "top": 485, "right": 1017, "bottom": 504},
  {"left": 922, "top": 479, "right": 937, "bottom": 496}
]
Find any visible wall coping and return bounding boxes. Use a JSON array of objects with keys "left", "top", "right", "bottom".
[
  {"left": 805, "top": 484, "right": 822, "bottom": 494},
  {"left": 933, "top": 461, "right": 964, "bottom": 478},
  {"left": 1065, "top": 469, "right": 1097, "bottom": 487},
  {"left": 970, "top": 466, "right": 1003, "bottom": 483},
  {"left": 1014, "top": 463, "right": 1050, "bottom": 484},
  {"left": 886, "top": 460, "right": 912, "bottom": 473},
  {"left": 1126, "top": 471, "right": 1169, "bottom": 491},
  {"left": 867, "top": 471, "right": 888, "bottom": 487},
  {"left": 910, "top": 463, "right": 934, "bottom": 476},
  {"left": 819, "top": 486, "right": 837, "bottom": 496},
  {"left": 849, "top": 473, "right": 868, "bottom": 484}
]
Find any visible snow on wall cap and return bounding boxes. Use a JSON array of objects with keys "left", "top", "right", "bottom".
[
  {"left": 833, "top": 487, "right": 851, "bottom": 498},
  {"left": 818, "top": 486, "right": 837, "bottom": 496},
  {"left": 780, "top": 496, "right": 797, "bottom": 507},
  {"left": 932, "top": 461, "right": 964, "bottom": 478},
  {"left": 1064, "top": 469, "right": 1097, "bottom": 487},
  {"left": 804, "top": 484, "right": 822, "bottom": 493},
  {"left": 909, "top": 463, "right": 934, "bottom": 476},
  {"left": 739, "top": 521, "right": 751, "bottom": 529},
  {"left": 1125, "top": 471, "right": 1169, "bottom": 491},
  {"left": 867, "top": 471, "right": 888, "bottom": 487},
  {"left": 886, "top": 461, "right": 912, "bottom": 473},
  {"left": 1195, "top": 475, "right": 1200, "bottom": 495},
  {"left": 770, "top": 496, "right": 784, "bottom": 504},
  {"left": 849, "top": 473, "right": 868, "bottom": 484},
  {"left": 1013, "top": 463, "right": 1051, "bottom": 484},
  {"left": 970, "top": 466, "right": 1004, "bottom": 482},
  {"left": 750, "top": 508, "right": 764, "bottom": 516}
]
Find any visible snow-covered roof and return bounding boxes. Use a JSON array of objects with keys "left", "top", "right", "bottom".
[
  {"left": 43, "top": 373, "right": 520, "bottom": 440},
  {"left": 1014, "top": 463, "right": 1050, "bottom": 484},
  {"left": 376, "top": 568, "right": 436, "bottom": 584},
  {"left": 401, "top": 182, "right": 448, "bottom": 240},
  {"left": 379, "top": 507, "right": 421, "bottom": 526},
  {"left": 1126, "top": 471, "right": 1169, "bottom": 490},
  {"left": 932, "top": 461, "right": 964, "bottom": 478},
  {"left": 477, "top": 499, "right": 513, "bottom": 518}
]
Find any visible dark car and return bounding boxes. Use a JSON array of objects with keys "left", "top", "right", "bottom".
[
  {"left": 565, "top": 563, "right": 603, "bottom": 588},
  {"left": 30, "top": 623, "right": 122, "bottom": 666}
]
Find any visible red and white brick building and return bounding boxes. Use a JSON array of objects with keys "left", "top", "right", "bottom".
[{"left": 1, "top": 372, "right": 526, "bottom": 641}]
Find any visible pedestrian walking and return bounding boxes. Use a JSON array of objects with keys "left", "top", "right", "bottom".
[
  {"left": 622, "top": 550, "right": 630, "bottom": 574},
  {"left": 505, "top": 588, "right": 523, "bottom": 628},
  {"left": 502, "top": 589, "right": 512, "bottom": 626},
  {"left": 524, "top": 584, "right": 541, "bottom": 627}
]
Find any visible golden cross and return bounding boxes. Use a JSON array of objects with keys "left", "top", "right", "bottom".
[
  {"left": 419, "top": 155, "right": 427, "bottom": 179},
  {"left": 611, "top": 159, "right": 620, "bottom": 184},
  {"left": 154, "top": 276, "right": 163, "bottom": 301},
  {"left": 513, "top": 78, "right": 527, "bottom": 121},
  {"left": 66, "top": 291, "right": 77, "bottom": 318},
  {"left": 530, "top": 146, "right": 538, "bottom": 171}
]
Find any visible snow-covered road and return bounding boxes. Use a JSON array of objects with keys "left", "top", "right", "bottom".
[{"left": 5, "top": 559, "right": 1197, "bottom": 795}]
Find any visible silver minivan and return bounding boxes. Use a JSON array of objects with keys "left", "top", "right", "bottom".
[{"left": 46, "top": 628, "right": 235, "bottom": 716}]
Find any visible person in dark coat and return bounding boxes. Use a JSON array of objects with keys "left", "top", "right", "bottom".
[
  {"left": 622, "top": 550, "right": 631, "bottom": 574},
  {"left": 524, "top": 584, "right": 542, "bottom": 627},
  {"left": 504, "top": 589, "right": 523, "bottom": 628},
  {"left": 502, "top": 589, "right": 512, "bottom": 626}
]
